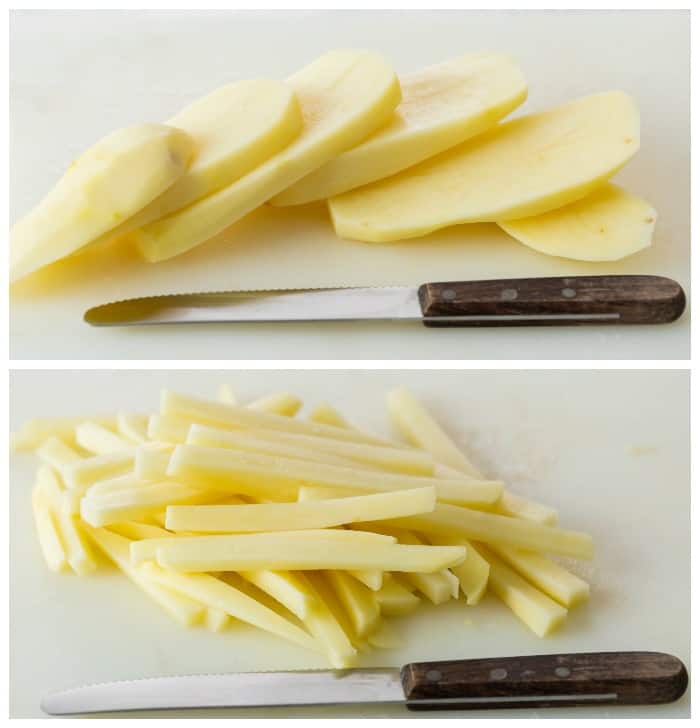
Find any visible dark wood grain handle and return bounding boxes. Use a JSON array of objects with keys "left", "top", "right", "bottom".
[
  {"left": 419, "top": 275, "right": 685, "bottom": 326},
  {"left": 401, "top": 652, "right": 688, "bottom": 710}
]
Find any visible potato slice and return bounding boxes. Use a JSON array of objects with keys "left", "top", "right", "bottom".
[
  {"left": 375, "top": 574, "right": 421, "bottom": 616},
  {"left": 63, "top": 449, "right": 139, "bottom": 489},
  {"left": 497, "top": 491, "right": 558, "bottom": 526},
  {"left": 75, "top": 422, "right": 131, "bottom": 455},
  {"left": 165, "top": 487, "right": 436, "bottom": 533},
  {"left": 36, "top": 437, "right": 83, "bottom": 474},
  {"left": 424, "top": 534, "right": 490, "bottom": 605},
  {"left": 31, "top": 486, "right": 68, "bottom": 572},
  {"left": 133, "top": 50, "right": 400, "bottom": 261},
  {"left": 133, "top": 444, "right": 174, "bottom": 479},
  {"left": 10, "top": 123, "right": 194, "bottom": 281},
  {"left": 247, "top": 392, "right": 302, "bottom": 417},
  {"left": 116, "top": 413, "right": 149, "bottom": 444},
  {"left": 499, "top": 183, "right": 656, "bottom": 261},
  {"left": 273, "top": 53, "right": 527, "bottom": 205},
  {"left": 11, "top": 415, "right": 116, "bottom": 452},
  {"left": 329, "top": 91, "right": 639, "bottom": 242},
  {"left": 475, "top": 545, "right": 568, "bottom": 637},
  {"left": 379, "top": 502, "right": 594, "bottom": 560},
  {"left": 168, "top": 443, "right": 502, "bottom": 506},
  {"left": 308, "top": 403, "right": 351, "bottom": 429},
  {"left": 239, "top": 570, "right": 317, "bottom": 621}
]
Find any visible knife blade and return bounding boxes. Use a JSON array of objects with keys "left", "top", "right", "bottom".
[
  {"left": 42, "top": 652, "right": 687, "bottom": 715},
  {"left": 84, "top": 275, "right": 685, "bottom": 327}
]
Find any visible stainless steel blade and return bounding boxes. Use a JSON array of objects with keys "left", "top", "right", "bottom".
[
  {"left": 41, "top": 669, "right": 405, "bottom": 715},
  {"left": 84, "top": 287, "right": 423, "bottom": 326}
]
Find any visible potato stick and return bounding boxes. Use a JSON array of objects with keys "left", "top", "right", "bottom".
[
  {"left": 149, "top": 510, "right": 167, "bottom": 528},
  {"left": 75, "top": 421, "right": 131, "bottom": 455},
  {"left": 147, "top": 414, "right": 191, "bottom": 445},
  {"left": 326, "top": 570, "right": 381, "bottom": 638},
  {"left": 81, "top": 483, "right": 219, "bottom": 527},
  {"left": 154, "top": 533, "right": 464, "bottom": 573},
  {"left": 386, "top": 388, "right": 481, "bottom": 477},
  {"left": 166, "top": 487, "right": 436, "bottom": 533},
  {"left": 311, "top": 572, "right": 367, "bottom": 649},
  {"left": 217, "top": 384, "right": 237, "bottom": 405},
  {"left": 83, "top": 525, "right": 205, "bottom": 626},
  {"left": 496, "top": 491, "right": 559, "bottom": 526},
  {"left": 31, "top": 486, "right": 68, "bottom": 572},
  {"left": 297, "top": 485, "right": 357, "bottom": 501},
  {"left": 475, "top": 545, "right": 568, "bottom": 637},
  {"left": 308, "top": 403, "right": 350, "bottom": 428},
  {"left": 134, "top": 445, "right": 174, "bottom": 480},
  {"left": 131, "top": 528, "right": 396, "bottom": 566},
  {"left": 348, "top": 570, "right": 383, "bottom": 591},
  {"left": 63, "top": 449, "right": 138, "bottom": 489},
  {"left": 186, "top": 426, "right": 360, "bottom": 469},
  {"left": 231, "top": 427, "right": 435, "bottom": 475},
  {"left": 169, "top": 444, "right": 502, "bottom": 507},
  {"left": 424, "top": 534, "right": 490, "bottom": 605},
  {"left": 117, "top": 412, "right": 149, "bottom": 444},
  {"left": 239, "top": 570, "right": 317, "bottom": 621},
  {"left": 140, "top": 562, "right": 319, "bottom": 652},
  {"left": 205, "top": 608, "right": 231, "bottom": 632},
  {"left": 86, "top": 474, "right": 152, "bottom": 498},
  {"left": 248, "top": 392, "right": 302, "bottom": 417},
  {"left": 489, "top": 545, "right": 590, "bottom": 608},
  {"left": 108, "top": 521, "right": 173, "bottom": 540},
  {"left": 296, "top": 572, "right": 357, "bottom": 668},
  {"left": 36, "top": 437, "right": 83, "bottom": 474},
  {"left": 59, "top": 489, "right": 82, "bottom": 516},
  {"left": 379, "top": 503, "right": 594, "bottom": 560},
  {"left": 162, "top": 390, "right": 394, "bottom": 446},
  {"left": 375, "top": 574, "right": 422, "bottom": 616},
  {"left": 11, "top": 415, "right": 117, "bottom": 452}
]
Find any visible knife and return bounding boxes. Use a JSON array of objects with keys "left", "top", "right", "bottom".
[
  {"left": 84, "top": 275, "right": 686, "bottom": 327},
  {"left": 42, "top": 651, "right": 687, "bottom": 715}
]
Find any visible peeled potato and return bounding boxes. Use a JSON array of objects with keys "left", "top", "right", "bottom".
[
  {"left": 133, "top": 49, "right": 401, "bottom": 262},
  {"left": 271, "top": 52, "right": 527, "bottom": 205},
  {"left": 499, "top": 183, "right": 656, "bottom": 261},
  {"left": 10, "top": 124, "right": 194, "bottom": 282},
  {"left": 329, "top": 91, "right": 640, "bottom": 242}
]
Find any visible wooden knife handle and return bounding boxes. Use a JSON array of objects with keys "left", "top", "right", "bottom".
[
  {"left": 418, "top": 275, "right": 685, "bottom": 326},
  {"left": 401, "top": 652, "right": 688, "bottom": 710}
]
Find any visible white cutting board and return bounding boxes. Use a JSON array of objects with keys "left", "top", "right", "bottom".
[
  {"left": 9, "top": 10, "right": 689, "bottom": 360},
  {"left": 9, "top": 371, "right": 690, "bottom": 717}
]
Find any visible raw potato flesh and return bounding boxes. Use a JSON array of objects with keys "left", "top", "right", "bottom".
[
  {"left": 10, "top": 124, "right": 194, "bottom": 281},
  {"left": 498, "top": 183, "right": 656, "bottom": 261},
  {"left": 329, "top": 91, "right": 640, "bottom": 242},
  {"left": 96, "top": 80, "right": 303, "bottom": 241},
  {"left": 133, "top": 50, "right": 401, "bottom": 261},
  {"left": 272, "top": 53, "right": 528, "bottom": 205}
]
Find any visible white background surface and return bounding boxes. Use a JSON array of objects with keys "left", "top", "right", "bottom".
[
  {"left": 9, "top": 370, "right": 690, "bottom": 718},
  {"left": 9, "top": 9, "right": 690, "bottom": 360}
]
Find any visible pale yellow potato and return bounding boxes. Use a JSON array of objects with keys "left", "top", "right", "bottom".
[
  {"left": 11, "top": 415, "right": 117, "bottom": 452},
  {"left": 329, "top": 91, "right": 640, "bottom": 242},
  {"left": 216, "top": 384, "right": 237, "bottom": 405},
  {"left": 204, "top": 608, "right": 231, "bottom": 633},
  {"left": 63, "top": 449, "right": 139, "bottom": 489},
  {"left": 116, "top": 413, "right": 150, "bottom": 444},
  {"left": 326, "top": 571, "right": 380, "bottom": 638},
  {"left": 36, "top": 437, "right": 83, "bottom": 474},
  {"left": 75, "top": 421, "right": 131, "bottom": 455},
  {"left": 273, "top": 52, "right": 527, "bottom": 205},
  {"left": 308, "top": 403, "right": 351, "bottom": 428},
  {"left": 133, "top": 444, "right": 174, "bottom": 480},
  {"left": 147, "top": 414, "right": 191, "bottom": 444},
  {"left": 31, "top": 486, "right": 68, "bottom": 573},
  {"left": 378, "top": 502, "right": 594, "bottom": 560},
  {"left": 425, "top": 534, "right": 490, "bottom": 605},
  {"left": 168, "top": 443, "right": 502, "bottom": 506},
  {"left": 375, "top": 574, "right": 421, "bottom": 616},
  {"left": 348, "top": 570, "right": 383, "bottom": 591},
  {"left": 497, "top": 491, "right": 558, "bottom": 525},
  {"left": 239, "top": 570, "right": 317, "bottom": 621},
  {"left": 10, "top": 124, "right": 194, "bottom": 281},
  {"left": 489, "top": 545, "right": 590, "bottom": 607},
  {"left": 247, "top": 392, "right": 302, "bottom": 417},
  {"left": 476, "top": 545, "right": 568, "bottom": 637},
  {"left": 165, "top": 487, "right": 436, "bottom": 533},
  {"left": 133, "top": 50, "right": 401, "bottom": 261},
  {"left": 499, "top": 183, "right": 656, "bottom": 261}
]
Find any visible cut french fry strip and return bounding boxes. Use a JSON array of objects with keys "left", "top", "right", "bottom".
[
  {"left": 348, "top": 570, "right": 383, "bottom": 591},
  {"left": 108, "top": 521, "right": 173, "bottom": 540},
  {"left": 86, "top": 474, "right": 151, "bottom": 498},
  {"left": 239, "top": 570, "right": 317, "bottom": 621},
  {"left": 475, "top": 545, "right": 568, "bottom": 637},
  {"left": 379, "top": 503, "right": 594, "bottom": 560},
  {"left": 75, "top": 421, "right": 131, "bottom": 455},
  {"left": 497, "top": 491, "right": 559, "bottom": 526},
  {"left": 161, "top": 390, "right": 394, "bottom": 447},
  {"left": 166, "top": 487, "right": 436, "bottom": 533},
  {"left": 36, "top": 437, "right": 83, "bottom": 473},
  {"left": 386, "top": 387, "right": 482, "bottom": 477},
  {"left": 148, "top": 414, "right": 191, "bottom": 445},
  {"left": 375, "top": 574, "right": 422, "bottom": 616},
  {"left": 326, "top": 570, "right": 380, "bottom": 638},
  {"left": 248, "top": 392, "right": 302, "bottom": 417},
  {"left": 424, "top": 534, "right": 490, "bottom": 605},
  {"left": 308, "top": 403, "right": 350, "bottom": 429},
  {"left": 11, "top": 416, "right": 116, "bottom": 452},
  {"left": 151, "top": 530, "right": 464, "bottom": 573},
  {"left": 63, "top": 449, "right": 139, "bottom": 490},
  {"left": 117, "top": 413, "right": 149, "bottom": 444},
  {"left": 205, "top": 608, "right": 231, "bottom": 632},
  {"left": 31, "top": 486, "right": 68, "bottom": 572},
  {"left": 81, "top": 482, "right": 218, "bottom": 527},
  {"left": 134, "top": 445, "right": 174, "bottom": 480},
  {"left": 83, "top": 525, "right": 206, "bottom": 627},
  {"left": 131, "top": 528, "right": 396, "bottom": 565},
  {"left": 168, "top": 444, "right": 502, "bottom": 507},
  {"left": 140, "top": 563, "right": 319, "bottom": 652},
  {"left": 216, "top": 384, "right": 237, "bottom": 405},
  {"left": 489, "top": 545, "right": 590, "bottom": 608},
  {"left": 197, "top": 425, "right": 436, "bottom": 475}
]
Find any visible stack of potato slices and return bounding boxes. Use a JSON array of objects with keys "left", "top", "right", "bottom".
[{"left": 15, "top": 386, "right": 593, "bottom": 668}]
